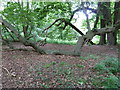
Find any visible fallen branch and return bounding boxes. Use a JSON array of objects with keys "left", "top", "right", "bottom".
[
  {"left": 1, "top": 66, "right": 16, "bottom": 77},
  {"left": 2, "top": 66, "right": 10, "bottom": 76}
]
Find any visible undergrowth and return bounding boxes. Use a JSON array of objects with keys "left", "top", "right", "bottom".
[
  {"left": 80, "top": 54, "right": 100, "bottom": 60},
  {"left": 29, "top": 56, "right": 119, "bottom": 88},
  {"left": 93, "top": 57, "right": 119, "bottom": 88}
]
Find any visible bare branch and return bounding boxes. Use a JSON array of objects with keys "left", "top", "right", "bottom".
[
  {"left": 44, "top": 18, "right": 63, "bottom": 31},
  {"left": 92, "top": 2, "right": 101, "bottom": 30},
  {"left": 86, "top": 7, "right": 97, "bottom": 13},
  {"left": 44, "top": 18, "right": 84, "bottom": 35},
  {"left": 83, "top": 6, "right": 91, "bottom": 31}
]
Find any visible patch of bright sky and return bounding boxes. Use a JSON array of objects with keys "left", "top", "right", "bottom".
[
  {"left": 73, "top": 11, "right": 96, "bottom": 34},
  {"left": 73, "top": 12, "right": 86, "bottom": 33},
  {"left": 72, "top": 2, "right": 97, "bottom": 34}
]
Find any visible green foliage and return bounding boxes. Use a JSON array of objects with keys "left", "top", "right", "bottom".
[
  {"left": 94, "top": 63, "right": 106, "bottom": 71},
  {"left": 43, "top": 63, "right": 52, "bottom": 68},
  {"left": 78, "top": 78, "right": 87, "bottom": 85},
  {"left": 59, "top": 61, "right": 66, "bottom": 66},
  {"left": 46, "top": 38, "right": 77, "bottom": 45},
  {"left": 94, "top": 57, "right": 119, "bottom": 74},
  {"left": 1, "top": 2, "right": 120, "bottom": 44},
  {"left": 93, "top": 57, "right": 119, "bottom": 88},
  {"left": 39, "top": 83, "right": 49, "bottom": 88},
  {"left": 103, "top": 57, "right": 119, "bottom": 73},
  {"left": 1, "top": 2, "right": 77, "bottom": 41},
  {"left": 56, "top": 63, "right": 73, "bottom": 75},
  {"left": 92, "top": 75, "right": 119, "bottom": 88},
  {"left": 76, "top": 64, "right": 85, "bottom": 68},
  {"left": 37, "top": 72, "right": 43, "bottom": 75},
  {"left": 92, "top": 35, "right": 100, "bottom": 44},
  {"left": 80, "top": 54, "right": 100, "bottom": 60},
  {"left": 103, "top": 75, "right": 119, "bottom": 88},
  {"left": 64, "top": 68, "right": 72, "bottom": 75},
  {"left": 80, "top": 56, "right": 89, "bottom": 60},
  {"left": 43, "top": 61, "right": 57, "bottom": 68}
]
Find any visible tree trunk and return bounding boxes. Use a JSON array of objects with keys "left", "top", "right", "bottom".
[
  {"left": 98, "top": 2, "right": 116, "bottom": 45},
  {"left": 0, "top": 17, "right": 45, "bottom": 54},
  {"left": 99, "top": 34, "right": 106, "bottom": 45},
  {"left": 23, "top": 25, "right": 28, "bottom": 38},
  {"left": 73, "top": 27, "right": 116, "bottom": 55},
  {"left": 111, "top": 1, "right": 120, "bottom": 45},
  {"left": 98, "top": 2, "right": 108, "bottom": 45},
  {"left": 1, "top": 17, "right": 119, "bottom": 56},
  {"left": 99, "top": 19, "right": 106, "bottom": 45},
  {"left": 107, "top": 33, "right": 117, "bottom": 45},
  {"left": 107, "top": 1, "right": 120, "bottom": 45}
]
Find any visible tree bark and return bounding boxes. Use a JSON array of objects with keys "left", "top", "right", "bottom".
[
  {"left": 0, "top": 17, "right": 45, "bottom": 54},
  {"left": 112, "top": 1, "right": 120, "bottom": 45},
  {"left": 1, "top": 17, "right": 119, "bottom": 56},
  {"left": 106, "top": 11, "right": 115, "bottom": 45},
  {"left": 73, "top": 27, "right": 116, "bottom": 55},
  {"left": 99, "top": 2, "right": 108, "bottom": 45},
  {"left": 99, "top": 19, "right": 106, "bottom": 45}
]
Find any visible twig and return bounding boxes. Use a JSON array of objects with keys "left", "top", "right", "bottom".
[
  {"left": 1, "top": 66, "right": 11, "bottom": 76},
  {"left": 1, "top": 66, "right": 16, "bottom": 77}
]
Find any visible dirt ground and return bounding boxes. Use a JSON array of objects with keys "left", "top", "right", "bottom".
[{"left": 2, "top": 42, "right": 119, "bottom": 88}]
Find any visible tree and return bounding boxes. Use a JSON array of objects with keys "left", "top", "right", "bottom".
[
  {"left": 98, "top": 1, "right": 120, "bottom": 45},
  {"left": 1, "top": 1, "right": 120, "bottom": 56},
  {"left": 113, "top": 1, "right": 120, "bottom": 45},
  {"left": 99, "top": 2, "right": 107, "bottom": 45}
]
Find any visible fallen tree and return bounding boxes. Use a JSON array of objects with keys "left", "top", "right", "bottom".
[
  {"left": 0, "top": 17, "right": 119, "bottom": 56},
  {"left": 0, "top": 17, "right": 46, "bottom": 54}
]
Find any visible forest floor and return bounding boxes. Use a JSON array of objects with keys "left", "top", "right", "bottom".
[{"left": 2, "top": 42, "right": 119, "bottom": 88}]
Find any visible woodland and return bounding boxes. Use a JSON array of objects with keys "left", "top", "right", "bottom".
[{"left": 1, "top": 0, "right": 120, "bottom": 88}]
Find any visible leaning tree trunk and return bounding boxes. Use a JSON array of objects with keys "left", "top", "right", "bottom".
[
  {"left": 48, "top": 27, "right": 116, "bottom": 56},
  {"left": 0, "top": 17, "right": 119, "bottom": 56},
  {"left": 0, "top": 17, "right": 46, "bottom": 54},
  {"left": 73, "top": 27, "right": 117, "bottom": 55}
]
